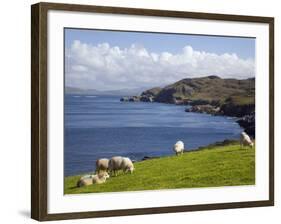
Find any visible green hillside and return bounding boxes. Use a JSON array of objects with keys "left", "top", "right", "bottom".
[
  {"left": 65, "top": 142, "right": 255, "bottom": 194},
  {"left": 141, "top": 75, "right": 255, "bottom": 105}
]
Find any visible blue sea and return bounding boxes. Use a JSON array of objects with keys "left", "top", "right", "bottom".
[{"left": 64, "top": 95, "right": 242, "bottom": 176}]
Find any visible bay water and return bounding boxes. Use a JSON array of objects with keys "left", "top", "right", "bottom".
[{"left": 64, "top": 95, "right": 242, "bottom": 176}]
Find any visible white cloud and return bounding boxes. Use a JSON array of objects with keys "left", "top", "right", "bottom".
[{"left": 65, "top": 40, "right": 255, "bottom": 90}]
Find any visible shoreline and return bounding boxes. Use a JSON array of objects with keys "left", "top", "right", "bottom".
[
  {"left": 64, "top": 141, "right": 255, "bottom": 194},
  {"left": 65, "top": 139, "right": 240, "bottom": 178},
  {"left": 120, "top": 76, "right": 255, "bottom": 136},
  {"left": 136, "top": 139, "right": 240, "bottom": 163},
  {"left": 120, "top": 96, "right": 254, "bottom": 137}
]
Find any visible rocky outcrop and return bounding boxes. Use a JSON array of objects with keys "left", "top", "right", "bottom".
[
  {"left": 120, "top": 87, "right": 161, "bottom": 102},
  {"left": 141, "top": 156, "right": 160, "bottom": 161},
  {"left": 120, "top": 95, "right": 154, "bottom": 102},
  {"left": 185, "top": 105, "right": 221, "bottom": 115},
  {"left": 138, "top": 87, "right": 162, "bottom": 102},
  {"left": 120, "top": 96, "right": 129, "bottom": 102},
  {"left": 141, "top": 87, "right": 162, "bottom": 98},
  {"left": 120, "top": 96, "right": 141, "bottom": 102},
  {"left": 140, "top": 96, "right": 154, "bottom": 102},
  {"left": 220, "top": 102, "right": 255, "bottom": 118}
]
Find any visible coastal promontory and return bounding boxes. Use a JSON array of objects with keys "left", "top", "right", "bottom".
[{"left": 121, "top": 75, "right": 255, "bottom": 136}]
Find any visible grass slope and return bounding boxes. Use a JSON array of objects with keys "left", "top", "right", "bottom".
[{"left": 64, "top": 143, "right": 255, "bottom": 194}]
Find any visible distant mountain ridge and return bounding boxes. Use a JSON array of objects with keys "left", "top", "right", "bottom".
[{"left": 65, "top": 86, "right": 144, "bottom": 96}]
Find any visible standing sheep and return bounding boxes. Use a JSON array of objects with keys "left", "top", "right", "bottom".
[
  {"left": 108, "top": 156, "right": 134, "bottom": 176},
  {"left": 240, "top": 132, "right": 254, "bottom": 148},
  {"left": 108, "top": 156, "right": 124, "bottom": 176},
  {"left": 95, "top": 158, "right": 109, "bottom": 174},
  {"left": 121, "top": 157, "right": 134, "bottom": 173},
  {"left": 173, "top": 141, "right": 184, "bottom": 156}
]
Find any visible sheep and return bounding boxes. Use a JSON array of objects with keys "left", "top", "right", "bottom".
[
  {"left": 76, "top": 174, "right": 94, "bottom": 187},
  {"left": 76, "top": 172, "right": 110, "bottom": 187},
  {"left": 121, "top": 157, "right": 134, "bottom": 173},
  {"left": 173, "top": 140, "right": 184, "bottom": 156},
  {"left": 240, "top": 132, "right": 254, "bottom": 148},
  {"left": 95, "top": 158, "right": 109, "bottom": 174},
  {"left": 92, "top": 172, "right": 110, "bottom": 184},
  {"left": 108, "top": 156, "right": 124, "bottom": 176},
  {"left": 108, "top": 156, "right": 134, "bottom": 176}
]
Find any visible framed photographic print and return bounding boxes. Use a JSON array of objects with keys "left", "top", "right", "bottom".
[{"left": 31, "top": 2, "right": 274, "bottom": 221}]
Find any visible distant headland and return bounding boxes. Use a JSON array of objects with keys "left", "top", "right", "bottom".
[{"left": 120, "top": 75, "right": 255, "bottom": 136}]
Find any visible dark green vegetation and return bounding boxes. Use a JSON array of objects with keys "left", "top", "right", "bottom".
[{"left": 64, "top": 142, "right": 255, "bottom": 194}]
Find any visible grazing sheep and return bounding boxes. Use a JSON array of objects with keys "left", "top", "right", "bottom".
[
  {"left": 240, "top": 132, "right": 254, "bottom": 148},
  {"left": 109, "top": 156, "right": 134, "bottom": 176},
  {"left": 76, "top": 172, "right": 110, "bottom": 187},
  {"left": 121, "top": 157, "right": 134, "bottom": 173},
  {"left": 173, "top": 141, "right": 184, "bottom": 156},
  {"left": 95, "top": 158, "right": 109, "bottom": 174},
  {"left": 108, "top": 156, "right": 124, "bottom": 176}
]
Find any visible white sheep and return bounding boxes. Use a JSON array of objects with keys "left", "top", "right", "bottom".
[
  {"left": 92, "top": 172, "right": 110, "bottom": 184},
  {"left": 108, "top": 156, "right": 124, "bottom": 176},
  {"left": 173, "top": 140, "right": 184, "bottom": 156},
  {"left": 240, "top": 132, "right": 254, "bottom": 148},
  {"left": 109, "top": 156, "right": 134, "bottom": 176},
  {"left": 95, "top": 158, "right": 109, "bottom": 174},
  {"left": 76, "top": 172, "right": 110, "bottom": 187},
  {"left": 76, "top": 175, "right": 93, "bottom": 187},
  {"left": 121, "top": 157, "right": 134, "bottom": 173}
]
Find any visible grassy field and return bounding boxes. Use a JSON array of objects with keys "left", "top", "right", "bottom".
[{"left": 64, "top": 143, "right": 255, "bottom": 194}]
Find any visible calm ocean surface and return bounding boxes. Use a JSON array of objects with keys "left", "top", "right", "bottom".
[{"left": 64, "top": 95, "right": 242, "bottom": 176}]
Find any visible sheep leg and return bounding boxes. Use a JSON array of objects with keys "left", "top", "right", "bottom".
[{"left": 110, "top": 170, "right": 115, "bottom": 177}]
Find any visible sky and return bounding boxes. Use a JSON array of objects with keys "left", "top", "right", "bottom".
[{"left": 65, "top": 28, "right": 255, "bottom": 91}]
